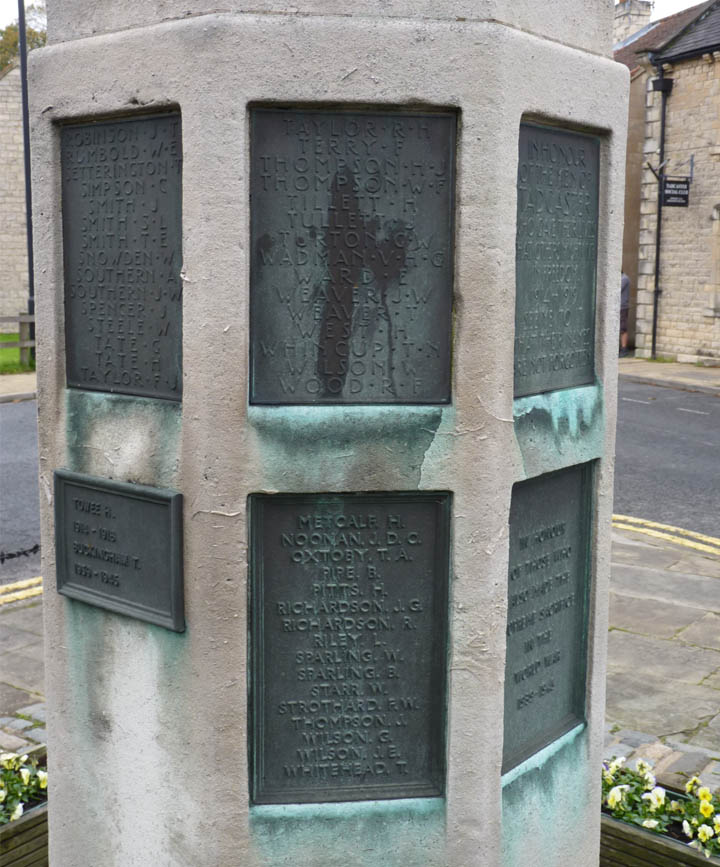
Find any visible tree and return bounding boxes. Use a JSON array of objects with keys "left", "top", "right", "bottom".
[{"left": 0, "top": 4, "right": 47, "bottom": 74}]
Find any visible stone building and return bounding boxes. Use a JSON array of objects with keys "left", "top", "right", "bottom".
[
  {"left": 615, "top": 0, "right": 720, "bottom": 360},
  {"left": 0, "top": 61, "right": 29, "bottom": 332}
]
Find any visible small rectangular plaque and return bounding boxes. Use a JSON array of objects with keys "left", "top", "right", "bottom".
[
  {"left": 514, "top": 123, "right": 599, "bottom": 397},
  {"left": 249, "top": 108, "right": 456, "bottom": 405},
  {"left": 503, "top": 464, "right": 592, "bottom": 772},
  {"left": 54, "top": 469, "right": 184, "bottom": 631},
  {"left": 250, "top": 492, "right": 450, "bottom": 804},
  {"left": 61, "top": 113, "right": 183, "bottom": 400},
  {"left": 663, "top": 177, "right": 690, "bottom": 207}
]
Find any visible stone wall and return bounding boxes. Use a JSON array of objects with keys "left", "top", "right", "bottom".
[
  {"left": 614, "top": 0, "right": 652, "bottom": 47},
  {"left": 0, "top": 63, "right": 29, "bottom": 333},
  {"left": 636, "top": 55, "right": 720, "bottom": 361}
]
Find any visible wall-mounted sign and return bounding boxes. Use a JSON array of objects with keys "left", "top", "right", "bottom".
[{"left": 662, "top": 177, "right": 690, "bottom": 207}]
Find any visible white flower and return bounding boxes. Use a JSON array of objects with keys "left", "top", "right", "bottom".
[
  {"left": 0, "top": 752, "right": 17, "bottom": 769},
  {"left": 609, "top": 757, "right": 626, "bottom": 774},
  {"left": 644, "top": 772, "right": 657, "bottom": 788},
  {"left": 10, "top": 803, "right": 23, "bottom": 821},
  {"left": 684, "top": 819, "right": 695, "bottom": 839},
  {"left": 608, "top": 785, "right": 629, "bottom": 809},
  {"left": 36, "top": 770, "right": 47, "bottom": 789},
  {"left": 0, "top": 788, "right": 5, "bottom": 803},
  {"left": 636, "top": 759, "right": 652, "bottom": 774},
  {"left": 642, "top": 786, "right": 666, "bottom": 811},
  {"left": 698, "top": 824, "right": 714, "bottom": 844},
  {"left": 642, "top": 819, "right": 659, "bottom": 829},
  {"left": 19, "top": 767, "right": 30, "bottom": 785}
]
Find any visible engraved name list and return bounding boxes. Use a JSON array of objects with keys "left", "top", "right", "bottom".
[
  {"left": 250, "top": 493, "right": 450, "bottom": 804},
  {"left": 250, "top": 109, "right": 456, "bottom": 404},
  {"left": 61, "top": 113, "right": 183, "bottom": 400},
  {"left": 514, "top": 124, "right": 599, "bottom": 397}
]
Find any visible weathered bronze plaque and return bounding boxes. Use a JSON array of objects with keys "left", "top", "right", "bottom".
[
  {"left": 250, "top": 109, "right": 456, "bottom": 404},
  {"left": 514, "top": 124, "right": 599, "bottom": 397},
  {"left": 503, "top": 464, "right": 592, "bottom": 772},
  {"left": 54, "top": 469, "right": 184, "bottom": 631},
  {"left": 61, "top": 113, "right": 183, "bottom": 400},
  {"left": 250, "top": 492, "right": 450, "bottom": 804}
]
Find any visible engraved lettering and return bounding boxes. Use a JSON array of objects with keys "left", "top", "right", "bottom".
[
  {"left": 514, "top": 125, "right": 598, "bottom": 396},
  {"left": 62, "top": 115, "right": 183, "bottom": 400},
  {"left": 251, "top": 110, "right": 455, "bottom": 403}
]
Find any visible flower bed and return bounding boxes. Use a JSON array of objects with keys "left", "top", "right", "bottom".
[
  {"left": 0, "top": 749, "right": 48, "bottom": 867},
  {"left": 601, "top": 756, "right": 720, "bottom": 864},
  {"left": 0, "top": 802, "right": 48, "bottom": 866}
]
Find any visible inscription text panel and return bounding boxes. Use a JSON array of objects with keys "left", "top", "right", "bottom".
[
  {"left": 515, "top": 124, "right": 599, "bottom": 397},
  {"left": 54, "top": 469, "right": 184, "bottom": 631},
  {"left": 250, "top": 492, "right": 450, "bottom": 803},
  {"left": 61, "top": 113, "right": 183, "bottom": 400},
  {"left": 250, "top": 109, "right": 456, "bottom": 404},
  {"left": 503, "top": 464, "right": 592, "bottom": 772}
]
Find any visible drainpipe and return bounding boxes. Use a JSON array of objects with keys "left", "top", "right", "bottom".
[
  {"left": 651, "top": 65, "right": 673, "bottom": 359},
  {"left": 17, "top": 0, "right": 35, "bottom": 360}
]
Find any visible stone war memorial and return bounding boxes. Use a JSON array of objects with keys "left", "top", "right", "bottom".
[{"left": 29, "top": 1, "right": 627, "bottom": 864}]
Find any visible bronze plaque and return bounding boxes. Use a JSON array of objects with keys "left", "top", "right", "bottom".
[
  {"left": 250, "top": 492, "right": 450, "bottom": 804},
  {"left": 54, "top": 469, "right": 184, "bottom": 631},
  {"left": 250, "top": 109, "right": 456, "bottom": 404},
  {"left": 503, "top": 464, "right": 592, "bottom": 772},
  {"left": 61, "top": 113, "right": 183, "bottom": 400},
  {"left": 514, "top": 124, "right": 599, "bottom": 397}
]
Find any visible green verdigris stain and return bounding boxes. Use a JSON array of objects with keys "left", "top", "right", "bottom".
[
  {"left": 513, "top": 384, "right": 605, "bottom": 479},
  {"left": 65, "top": 599, "right": 188, "bottom": 745},
  {"left": 65, "top": 389, "right": 181, "bottom": 486},
  {"left": 66, "top": 601, "right": 114, "bottom": 745},
  {"left": 250, "top": 797, "right": 446, "bottom": 867},
  {"left": 502, "top": 726, "right": 590, "bottom": 867},
  {"left": 248, "top": 406, "right": 445, "bottom": 490}
]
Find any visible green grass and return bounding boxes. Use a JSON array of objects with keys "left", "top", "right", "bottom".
[
  {"left": 647, "top": 355, "right": 676, "bottom": 363},
  {"left": 0, "top": 333, "right": 35, "bottom": 374}
]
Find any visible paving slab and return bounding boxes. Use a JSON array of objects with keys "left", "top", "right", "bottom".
[
  {"left": 0, "top": 681, "right": 38, "bottom": 715},
  {"left": 659, "top": 751, "right": 715, "bottom": 790},
  {"left": 611, "top": 563, "right": 720, "bottom": 612},
  {"left": 668, "top": 554, "right": 720, "bottom": 580},
  {"left": 607, "top": 630, "right": 720, "bottom": 684},
  {"left": 18, "top": 703, "right": 46, "bottom": 723},
  {"left": 0, "top": 623, "right": 43, "bottom": 654},
  {"left": 0, "top": 602, "right": 44, "bottom": 634},
  {"left": 0, "top": 650, "right": 45, "bottom": 694},
  {"left": 678, "top": 613, "right": 720, "bottom": 651},
  {"left": 686, "top": 715, "right": 720, "bottom": 752},
  {"left": 608, "top": 592, "right": 703, "bottom": 639},
  {"left": 605, "top": 669, "right": 720, "bottom": 737},
  {"left": 702, "top": 670, "right": 720, "bottom": 691},
  {"left": 0, "top": 731, "right": 33, "bottom": 752}
]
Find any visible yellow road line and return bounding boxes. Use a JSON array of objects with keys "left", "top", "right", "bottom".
[
  {"left": 612, "top": 521, "right": 720, "bottom": 556},
  {"left": 0, "top": 576, "right": 43, "bottom": 595},
  {"left": 0, "top": 586, "right": 43, "bottom": 606},
  {"left": 612, "top": 514, "right": 720, "bottom": 549}
]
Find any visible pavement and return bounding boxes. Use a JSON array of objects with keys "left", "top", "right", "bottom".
[
  {"left": 0, "top": 360, "right": 719, "bottom": 790},
  {"left": 0, "top": 371, "right": 37, "bottom": 403},
  {"left": 619, "top": 355, "right": 720, "bottom": 396}
]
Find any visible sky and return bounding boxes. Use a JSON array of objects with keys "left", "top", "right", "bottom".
[
  {"left": 0, "top": 0, "right": 709, "bottom": 33},
  {"left": 0, "top": 0, "right": 21, "bottom": 28},
  {"left": 650, "top": 0, "right": 705, "bottom": 20}
]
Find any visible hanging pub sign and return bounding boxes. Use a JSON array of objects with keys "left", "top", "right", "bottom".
[{"left": 662, "top": 177, "right": 690, "bottom": 207}]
